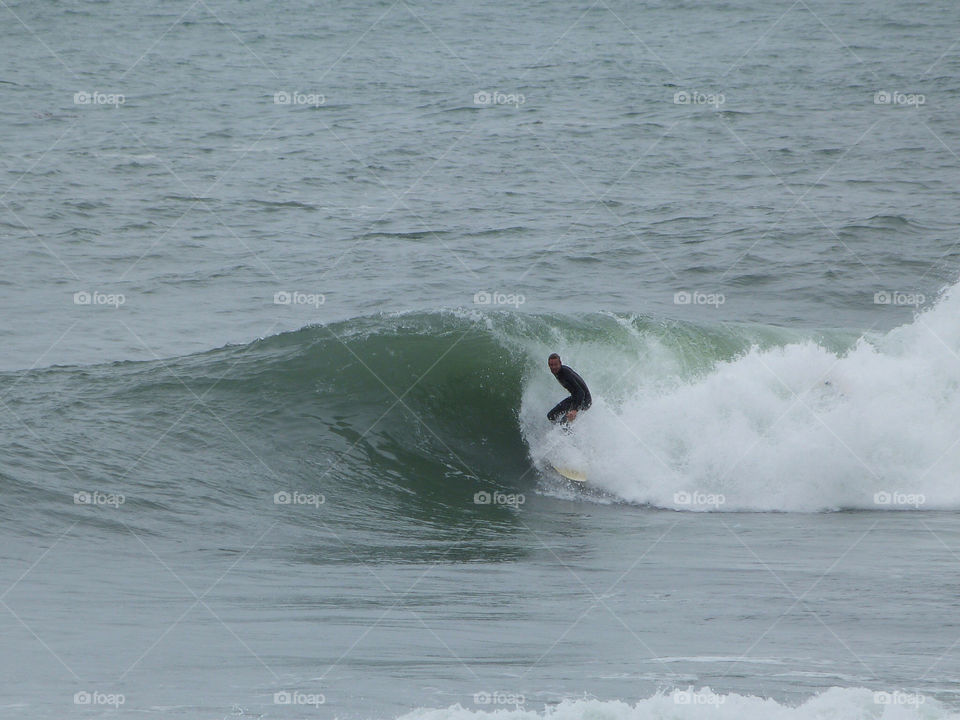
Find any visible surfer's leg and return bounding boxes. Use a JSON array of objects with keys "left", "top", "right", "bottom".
[{"left": 547, "top": 398, "right": 572, "bottom": 424}]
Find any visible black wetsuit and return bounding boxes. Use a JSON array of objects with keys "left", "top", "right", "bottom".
[{"left": 548, "top": 365, "right": 592, "bottom": 423}]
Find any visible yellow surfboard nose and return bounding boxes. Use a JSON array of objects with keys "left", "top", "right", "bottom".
[{"left": 551, "top": 464, "right": 587, "bottom": 483}]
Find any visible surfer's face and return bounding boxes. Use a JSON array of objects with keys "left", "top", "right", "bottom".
[{"left": 548, "top": 357, "right": 561, "bottom": 374}]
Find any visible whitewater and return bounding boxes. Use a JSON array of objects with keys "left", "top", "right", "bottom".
[
  {"left": 524, "top": 281, "right": 960, "bottom": 511},
  {"left": 405, "top": 690, "right": 960, "bottom": 720}
]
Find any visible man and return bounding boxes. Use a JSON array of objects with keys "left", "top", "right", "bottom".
[{"left": 547, "top": 353, "right": 592, "bottom": 424}]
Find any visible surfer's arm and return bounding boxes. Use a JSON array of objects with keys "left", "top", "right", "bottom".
[
  {"left": 569, "top": 383, "right": 585, "bottom": 410},
  {"left": 561, "top": 368, "right": 587, "bottom": 410}
]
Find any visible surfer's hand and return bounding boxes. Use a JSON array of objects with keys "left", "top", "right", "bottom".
[{"left": 566, "top": 410, "right": 578, "bottom": 421}]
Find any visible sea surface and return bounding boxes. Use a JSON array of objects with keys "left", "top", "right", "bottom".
[{"left": 3, "top": 0, "right": 960, "bottom": 718}]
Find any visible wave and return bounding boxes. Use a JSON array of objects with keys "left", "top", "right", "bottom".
[
  {"left": 523, "top": 284, "right": 960, "bottom": 511},
  {"left": 4, "top": 279, "right": 960, "bottom": 522},
  {"left": 400, "top": 688, "right": 958, "bottom": 720}
]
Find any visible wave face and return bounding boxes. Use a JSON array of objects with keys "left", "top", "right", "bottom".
[
  {"left": 4, "top": 281, "right": 960, "bottom": 524},
  {"left": 0, "top": 311, "right": 533, "bottom": 547}
]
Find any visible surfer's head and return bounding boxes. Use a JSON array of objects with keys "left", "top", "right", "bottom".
[{"left": 548, "top": 353, "right": 561, "bottom": 375}]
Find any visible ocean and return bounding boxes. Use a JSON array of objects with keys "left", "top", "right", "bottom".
[{"left": 3, "top": 0, "right": 960, "bottom": 718}]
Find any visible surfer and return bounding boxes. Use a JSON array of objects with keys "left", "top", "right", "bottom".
[{"left": 547, "top": 353, "right": 592, "bottom": 424}]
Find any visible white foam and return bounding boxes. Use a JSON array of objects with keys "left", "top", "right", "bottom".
[
  {"left": 399, "top": 688, "right": 958, "bottom": 720},
  {"left": 522, "top": 283, "right": 960, "bottom": 511}
]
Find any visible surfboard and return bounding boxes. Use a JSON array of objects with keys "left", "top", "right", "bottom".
[{"left": 551, "top": 464, "right": 587, "bottom": 483}]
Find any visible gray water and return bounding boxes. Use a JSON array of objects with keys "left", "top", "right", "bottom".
[
  {"left": 4, "top": 0, "right": 960, "bottom": 369},
  {"left": 5, "top": 502, "right": 960, "bottom": 717},
  {"left": 4, "top": 1, "right": 960, "bottom": 718}
]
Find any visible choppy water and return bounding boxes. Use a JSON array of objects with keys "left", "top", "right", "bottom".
[{"left": 4, "top": 0, "right": 960, "bottom": 718}]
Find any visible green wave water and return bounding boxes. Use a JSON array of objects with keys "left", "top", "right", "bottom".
[{"left": 0, "top": 309, "right": 867, "bottom": 536}]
